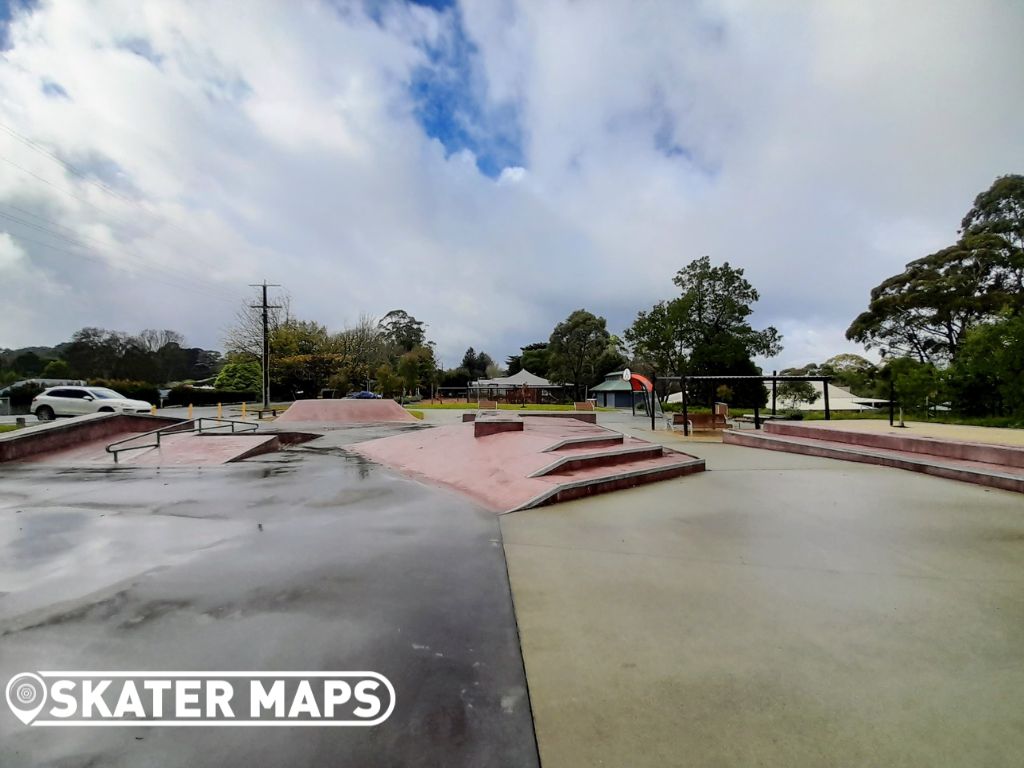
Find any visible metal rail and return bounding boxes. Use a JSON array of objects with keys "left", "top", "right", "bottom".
[{"left": 105, "top": 417, "right": 258, "bottom": 463}]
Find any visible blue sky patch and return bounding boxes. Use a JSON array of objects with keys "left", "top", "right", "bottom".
[{"left": 408, "top": 4, "right": 524, "bottom": 178}]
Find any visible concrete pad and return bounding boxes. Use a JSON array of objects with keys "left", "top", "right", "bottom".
[
  {"left": 276, "top": 399, "right": 416, "bottom": 424},
  {"left": 501, "top": 455, "right": 1024, "bottom": 768}
]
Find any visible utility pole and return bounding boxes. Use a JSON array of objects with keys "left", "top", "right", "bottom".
[{"left": 250, "top": 281, "right": 281, "bottom": 409}]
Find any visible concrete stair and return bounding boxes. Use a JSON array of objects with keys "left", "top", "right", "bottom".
[
  {"left": 513, "top": 436, "right": 705, "bottom": 510},
  {"left": 724, "top": 423, "right": 1024, "bottom": 494}
]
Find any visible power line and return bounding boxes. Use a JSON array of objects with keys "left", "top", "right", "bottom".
[
  {"left": 0, "top": 208, "right": 239, "bottom": 301},
  {"left": 0, "top": 120, "right": 136, "bottom": 204},
  {"left": 3, "top": 230, "right": 241, "bottom": 304}
]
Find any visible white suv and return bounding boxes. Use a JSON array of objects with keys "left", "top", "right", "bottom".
[{"left": 31, "top": 386, "right": 153, "bottom": 421}]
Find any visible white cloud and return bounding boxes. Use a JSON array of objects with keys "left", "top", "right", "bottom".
[{"left": 0, "top": 0, "right": 1021, "bottom": 372}]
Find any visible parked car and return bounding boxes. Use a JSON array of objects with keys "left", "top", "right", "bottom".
[
  {"left": 31, "top": 386, "right": 152, "bottom": 420},
  {"left": 347, "top": 391, "right": 382, "bottom": 399}
]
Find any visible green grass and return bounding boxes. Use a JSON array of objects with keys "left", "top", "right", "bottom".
[
  {"left": 0, "top": 424, "right": 21, "bottom": 433},
  {"left": 406, "top": 409, "right": 424, "bottom": 420},
  {"left": 406, "top": 403, "right": 615, "bottom": 411}
]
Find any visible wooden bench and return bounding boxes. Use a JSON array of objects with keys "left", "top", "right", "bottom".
[
  {"left": 254, "top": 408, "right": 281, "bottom": 420},
  {"left": 478, "top": 400, "right": 498, "bottom": 410},
  {"left": 672, "top": 412, "right": 728, "bottom": 431},
  {"left": 573, "top": 401, "right": 595, "bottom": 411}
]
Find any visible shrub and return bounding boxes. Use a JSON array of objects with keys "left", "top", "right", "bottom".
[
  {"left": 88, "top": 379, "right": 160, "bottom": 404},
  {"left": 166, "top": 386, "right": 257, "bottom": 406}
]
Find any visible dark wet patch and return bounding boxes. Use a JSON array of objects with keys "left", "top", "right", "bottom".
[
  {"left": 118, "top": 599, "right": 192, "bottom": 630},
  {"left": 5, "top": 590, "right": 130, "bottom": 635}
]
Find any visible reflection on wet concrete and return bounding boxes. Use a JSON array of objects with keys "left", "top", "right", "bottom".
[{"left": 0, "top": 447, "right": 539, "bottom": 767}]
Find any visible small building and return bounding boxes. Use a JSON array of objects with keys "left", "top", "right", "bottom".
[
  {"left": 468, "top": 370, "right": 563, "bottom": 404},
  {"left": 588, "top": 371, "right": 636, "bottom": 409}
]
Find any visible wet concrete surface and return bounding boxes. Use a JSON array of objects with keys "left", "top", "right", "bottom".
[{"left": 0, "top": 447, "right": 538, "bottom": 767}]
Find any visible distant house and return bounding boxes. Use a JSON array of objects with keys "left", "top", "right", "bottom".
[
  {"left": 588, "top": 371, "right": 635, "bottom": 408},
  {"left": 469, "top": 369, "right": 563, "bottom": 404}
]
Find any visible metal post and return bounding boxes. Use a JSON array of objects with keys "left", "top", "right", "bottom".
[
  {"left": 754, "top": 401, "right": 761, "bottom": 429},
  {"left": 823, "top": 378, "right": 831, "bottom": 420},
  {"left": 681, "top": 377, "right": 689, "bottom": 437},
  {"left": 650, "top": 374, "right": 657, "bottom": 431},
  {"left": 771, "top": 369, "right": 777, "bottom": 416},
  {"left": 889, "top": 380, "right": 895, "bottom": 426}
]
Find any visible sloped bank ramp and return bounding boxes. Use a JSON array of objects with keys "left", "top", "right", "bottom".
[{"left": 275, "top": 398, "right": 418, "bottom": 424}]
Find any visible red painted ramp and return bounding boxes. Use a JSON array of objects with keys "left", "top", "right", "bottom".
[{"left": 276, "top": 398, "right": 417, "bottom": 424}]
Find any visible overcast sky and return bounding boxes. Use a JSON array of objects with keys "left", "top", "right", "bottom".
[{"left": 1, "top": 0, "right": 1022, "bottom": 369}]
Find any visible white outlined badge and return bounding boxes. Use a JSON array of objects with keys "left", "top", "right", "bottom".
[{"left": 6, "top": 672, "right": 48, "bottom": 725}]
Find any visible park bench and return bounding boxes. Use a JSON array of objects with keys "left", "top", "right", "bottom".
[
  {"left": 673, "top": 403, "right": 729, "bottom": 431},
  {"left": 573, "top": 401, "right": 595, "bottom": 411},
  {"left": 478, "top": 400, "right": 499, "bottom": 410},
  {"left": 253, "top": 408, "right": 281, "bottom": 420}
]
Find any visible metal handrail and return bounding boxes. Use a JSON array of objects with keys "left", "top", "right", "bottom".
[{"left": 105, "top": 417, "right": 258, "bottom": 463}]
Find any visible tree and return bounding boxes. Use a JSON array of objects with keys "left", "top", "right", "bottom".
[
  {"left": 947, "top": 313, "right": 1024, "bottom": 417},
  {"left": 848, "top": 175, "right": 1024, "bottom": 362},
  {"left": 12, "top": 351, "right": 43, "bottom": 376},
  {"left": 626, "top": 257, "right": 780, "bottom": 406},
  {"left": 378, "top": 310, "right": 426, "bottom": 353},
  {"left": 214, "top": 361, "right": 262, "bottom": 392},
  {"left": 777, "top": 380, "right": 819, "bottom": 410},
  {"left": 223, "top": 294, "right": 290, "bottom": 360},
  {"left": 461, "top": 348, "right": 494, "bottom": 381},
  {"left": 548, "top": 309, "right": 612, "bottom": 399},
  {"left": 41, "top": 359, "right": 72, "bottom": 378}
]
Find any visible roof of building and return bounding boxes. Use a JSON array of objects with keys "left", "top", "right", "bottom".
[
  {"left": 470, "top": 369, "right": 559, "bottom": 388},
  {"left": 589, "top": 379, "right": 633, "bottom": 392}
]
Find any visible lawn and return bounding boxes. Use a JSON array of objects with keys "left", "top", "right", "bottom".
[{"left": 0, "top": 424, "right": 21, "bottom": 433}]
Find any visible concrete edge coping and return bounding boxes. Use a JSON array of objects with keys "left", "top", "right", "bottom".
[
  {"left": 725, "top": 431, "right": 1024, "bottom": 483},
  {"left": 542, "top": 432, "right": 626, "bottom": 452},
  {"left": 505, "top": 457, "right": 706, "bottom": 513}
]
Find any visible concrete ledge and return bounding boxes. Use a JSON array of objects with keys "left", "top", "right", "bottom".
[
  {"left": 725, "top": 430, "right": 1024, "bottom": 494},
  {"left": 0, "top": 412, "right": 184, "bottom": 463},
  {"left": 474, "top": 419, "right": 525, "bottom": 438},
  {"left": 462, "top": 413, "right": 477, "bottom": 422},
  {"left": 543, "top": 433, "right": 625, "bottom": 452},
  {"left": 764, "top": 421, "right": 1024, "bottom": 468},
  {"left": 517, "top": 411, "right": 597, "bottom": 424},
  {"left": 509, "top": 458, "right": 705, "bottom": 512},
  {"left": 529, "top": 444, "right": 666, "bottom": 477}
]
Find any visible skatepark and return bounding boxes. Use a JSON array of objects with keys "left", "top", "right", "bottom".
[{"left": 1, "top": 398, "right": 1023, "bottom": 766}]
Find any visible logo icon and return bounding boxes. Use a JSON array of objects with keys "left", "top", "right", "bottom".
[{"left": 5, "top": 672, "right": 47, "bottom": 725}]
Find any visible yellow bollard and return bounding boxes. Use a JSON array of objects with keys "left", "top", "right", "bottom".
[
  {"left": 241, "top": 402, "right": 247, "bottom": 419},
  {"left": 150, "top": 404, "right": 156, "bottom": 415},
  {"left": 217, "top": 402, "right": 222, "bottom": 419},
  {"left": 188, "top": 403, "right": 193, "bottom": 420}
]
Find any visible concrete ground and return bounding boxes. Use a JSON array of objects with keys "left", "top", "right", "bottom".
[
  {"left": 4, "top": 408, "right": 1024, "bottom": 767},
  {"left": 0, "top": 435, "right": 538, "bottom": 768},
  {"left": 501, "top": 441, "right": 1024, "bottom": 767}
]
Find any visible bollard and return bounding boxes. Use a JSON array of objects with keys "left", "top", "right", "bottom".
[
  {"left": 241, "top": 402, "right": 247, "bottom": 419},
  {"left": 16, "top": 417, "right": 26, "bottom": 427},
  {"left": 217, "top": 402, "right": 223, "bottom": 419},
  {"left": 150, "top": 404, "right": 156, "bottom": 415},
  {"left": 188, "top": 403, "right": 193, "bottom": 420}
]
